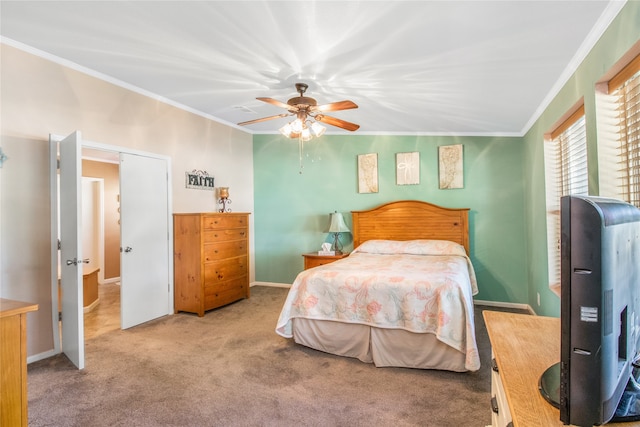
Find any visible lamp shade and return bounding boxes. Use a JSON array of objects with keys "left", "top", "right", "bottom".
[
  {"left": 311, "top": 121, "right": 326, "bottom": 137},
  {"left": 328, "top": 212, "right": 350, "bottom": 233}
]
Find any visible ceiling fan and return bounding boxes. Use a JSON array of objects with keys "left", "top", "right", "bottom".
[{"left": 238, "top": 83, "right": 360, "bottom": 138}]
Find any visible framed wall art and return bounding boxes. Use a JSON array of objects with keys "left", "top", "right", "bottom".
[
  {"left": 438, "top": 144, "right": 464, "bottom": 189},
  {"left": 357, "top": 153, "right": 378, "bottom": 193},
  {"left": 396, "top": 152, "right": 420, "bottom": 185}
]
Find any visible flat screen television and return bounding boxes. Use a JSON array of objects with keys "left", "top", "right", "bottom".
[{"left": 539, "top": 195, "right": 640, "bottom": 426}]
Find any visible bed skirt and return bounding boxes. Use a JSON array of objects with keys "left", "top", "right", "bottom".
[{"left": 291, "top": 318, "right": 468, "bottom": 372}]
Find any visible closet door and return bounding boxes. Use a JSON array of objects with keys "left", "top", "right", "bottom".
[{"left": 119, "top": 153, "right": 171, "bottom": 329}]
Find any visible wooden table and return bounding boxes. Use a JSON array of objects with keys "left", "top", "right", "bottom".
[
  {"left": 0, "top": 298, "right": 38, "bottom": 427},
  {"left": 483, "top": 310, "right": 640, "bottom": 427}
]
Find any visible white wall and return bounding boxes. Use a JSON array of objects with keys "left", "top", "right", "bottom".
[
  {"left": 0, "top": 42, "right": 254, "bottom": 358},
  {"left": 81, "top": 178, "right": 101, "bottom": 274}
]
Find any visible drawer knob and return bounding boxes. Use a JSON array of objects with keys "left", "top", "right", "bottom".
[{"left": 491, "top": 396, "right": 499, "bottom": 414}]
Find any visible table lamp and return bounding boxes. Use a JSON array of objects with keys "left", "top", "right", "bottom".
[{"left": 328, "top": 211, "right": 350, "bottom": 255}]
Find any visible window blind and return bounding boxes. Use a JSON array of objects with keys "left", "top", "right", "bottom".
[
  {"left": 610, "top": 64, "right": 640, "bottom": 207},
  {"left": 558, "top": 114, "right": 588, "bottom": 196},
  {"left": 544, "top": 105, "right": 587, "bottom": 293}
]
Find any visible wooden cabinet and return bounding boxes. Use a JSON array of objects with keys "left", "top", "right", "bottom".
[
  {"left": 173, "top": 213, "right": 250, "bottom": 316},
  {"left": 490, "top": 349, "right": 513, "bottom": 427},
  {"left": 0, "top": 299, "right": 38, "bottom": 427},
  {"left": 483, "top": 311, "right": 640, "bottom": 427},
  {"left": 302, "top": 252, "right": 349, "bottom": 270}
]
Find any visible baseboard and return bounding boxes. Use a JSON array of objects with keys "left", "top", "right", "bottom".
[
  {"left": 251, "top": 281, "right": 291, "bottom": 289},
  {"left": 83, "top": 297, "right": 100, "bottom": 313},
  {"left": 100, "top": 277, "right": 120, "bottom": 285},
  {"left": 28, "top": 348, "right": 59, "bottom": 364},
  {"left": 474, "top": 299, "right": 535, "bottom": 315}
]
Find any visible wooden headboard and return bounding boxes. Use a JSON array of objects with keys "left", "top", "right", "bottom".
[{"left": 351, "top": 200, "right": 470, "bottom": 254}]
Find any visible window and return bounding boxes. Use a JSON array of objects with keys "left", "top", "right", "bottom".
[
  {"left": 608, "top": 54, "right": 640, "bottom": 207},
  {"left": 544, "top": 104, "right": 587, "bottom": 294}
]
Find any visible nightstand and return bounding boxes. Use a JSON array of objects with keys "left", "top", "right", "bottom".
[{"left": 302, "top": 252, "right": 349, "bottom": 270}]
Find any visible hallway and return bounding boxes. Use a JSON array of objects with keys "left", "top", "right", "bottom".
[{"left": 84, "top": 282, "right": 120, "bottom": 340}]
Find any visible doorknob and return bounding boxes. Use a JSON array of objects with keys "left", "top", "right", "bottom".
[
  {"left": 124, "top": 246, "right": 133, "bottom": 253},
  {"left": 66, "top": 258, "right": 89, "bottom": 266}
]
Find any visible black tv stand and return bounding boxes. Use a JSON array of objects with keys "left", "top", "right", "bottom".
[
  {"left": 539, "top": 362, "right": 640, "bottom": 423},
  {"left": 538, "top": 362, "right": 561, "bottom": 408}
]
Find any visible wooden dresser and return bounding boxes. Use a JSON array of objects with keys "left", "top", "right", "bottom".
[
  {"left": 483, "top": 311, "right": 640, "bottom": 427},
  {"left": 0, "top": 298, "right": 38, "bottom": 427},
  {"left": 173, "top": 212, "right": 250, "bottom": 316}
]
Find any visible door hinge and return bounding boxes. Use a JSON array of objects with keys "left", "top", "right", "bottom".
[
  {"left": 58, "top": 311, "right": 62, "bottom": 321},
  {"left": 58, "top": 239, "right": 61, "bottom": 250}
]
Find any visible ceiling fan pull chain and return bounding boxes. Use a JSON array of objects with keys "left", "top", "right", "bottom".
[{"left": 298, "top": 136, "right": 304, "bottom": 174}]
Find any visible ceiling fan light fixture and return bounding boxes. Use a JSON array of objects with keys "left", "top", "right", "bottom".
[
  {"left": 301, "top": 127, "right": 312, "bottom": 142},
  {"left": 291, "top": 118, "right": 304, "bottom": 133},
  {"left": 238, "top": 82, "right": 359, "bottom": 137},
  {"left": 239, "top": 83, "right": 359, "bottom": 173},
  {"left": 311, "top": 121, "right": 326, "bottom": 137},
  {"left": 279, "top": 122, "right": 293, "bottom": 137}
]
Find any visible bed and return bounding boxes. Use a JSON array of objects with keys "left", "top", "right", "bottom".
[{"left": 275, "top": 200, "right": 480, "bottom": 372}]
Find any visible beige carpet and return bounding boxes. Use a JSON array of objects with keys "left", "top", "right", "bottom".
[{"left": 28, "top": 285, "right": 526, "bottom": 427}]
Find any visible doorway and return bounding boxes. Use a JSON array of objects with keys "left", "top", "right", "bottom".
[
  {"left": 81, "top": 155, "right": 121, "bottom": 340},
  {"left": 51, "top": 133, "right": 173, "bottom": 369}
]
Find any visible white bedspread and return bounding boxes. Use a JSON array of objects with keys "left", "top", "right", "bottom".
[{"left": 276, "top": 240, "right": 481, "bottom": 371}]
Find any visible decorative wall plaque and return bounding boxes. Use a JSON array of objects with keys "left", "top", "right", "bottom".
[
  {"left": 357, "top": 153, "right": 379, "bottom": 194},
  {"left": 438, "top": 145, "right": 464, "bottom": 189},
  {"left": 396, "top": 152, "right": 420, "bottom": 185},
  {"left": 185, "top": 170, "right": 215, "bottom": 190}
]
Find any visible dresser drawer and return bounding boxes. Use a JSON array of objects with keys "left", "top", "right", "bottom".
[
  {"left": 204, "top": 240, "right": 247, "bottom": 261},
  {"left": 204, "top": 257, "right": 248, "bottom": 285},
  {"left": 490, "top": 354, "right": 512, "bottom": 427},
  {"left": 202, "top": 215, "right": 248, "bottom": 230},
  {"left": 204, "top": 277, "right": 248, "bottom": 309},
  {"left": 203, "top": 228, "right": 247, "bottom": 243}
]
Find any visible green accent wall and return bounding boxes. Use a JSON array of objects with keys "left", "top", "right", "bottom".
[{"left": 253, "top": 133, "right": 527, "bottom": 304}]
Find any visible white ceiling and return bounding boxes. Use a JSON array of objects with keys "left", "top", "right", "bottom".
[{"left": 0, "top": 1, "right": 626, "bottom": 136}]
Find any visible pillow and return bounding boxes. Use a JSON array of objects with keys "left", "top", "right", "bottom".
[{"left": 352, "top": 239, "right": 466, "bottom": 257}]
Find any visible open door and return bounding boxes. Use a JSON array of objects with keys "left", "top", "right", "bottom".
[
  {"left": 58, "top": 131, "right": 85, "bottom": 369},
  {"left": 119, "top": 153, "right": 171, "bottom": 329},
  {"left": 52, "top": 136, "right": 172, "bottom": 365}
]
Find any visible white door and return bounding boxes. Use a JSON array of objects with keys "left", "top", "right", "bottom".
[
  {"left": 119, "top": 153, "right": 171, "bottom": 329},
  {"left": 59, "top": 131, "right": 85, "bottom": 369}
]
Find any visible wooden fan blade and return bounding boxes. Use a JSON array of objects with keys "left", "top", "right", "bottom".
[
  {"left": 257, "top": 97, "right": 298, "bottom": 111},
  {"left": 312, "top": 100, "right": 358, "bottom": 112},
  {"left": 315, "top": 114, "right": 360, "bottom": 131},
  {"left": 237, "top": 113, "right": 290, "bottom": 126}
]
